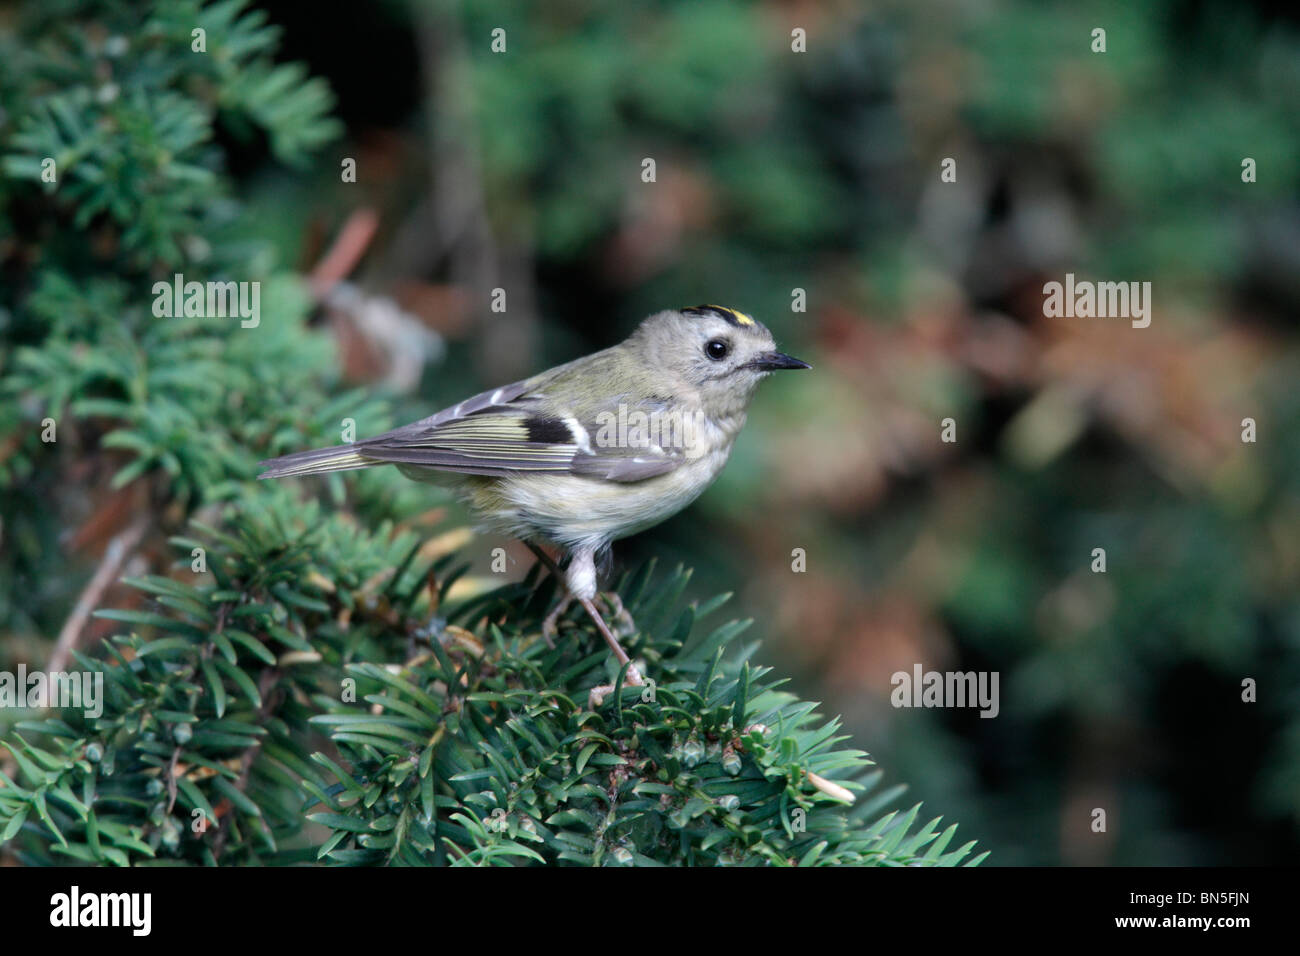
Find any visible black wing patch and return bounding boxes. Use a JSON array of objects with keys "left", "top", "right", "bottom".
[{"left": 524, "top": 416, "right": 576, "bottom": 445}]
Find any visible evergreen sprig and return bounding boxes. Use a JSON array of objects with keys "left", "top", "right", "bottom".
[{"left": 0, "top": 492, "right": 984, "bottom": 867}]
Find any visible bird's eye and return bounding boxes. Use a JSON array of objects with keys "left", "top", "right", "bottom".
[{"left": 705, "top": 339, "right": 730, "bottom": 361}]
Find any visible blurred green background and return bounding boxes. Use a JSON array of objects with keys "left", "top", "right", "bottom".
[{"left": 7, "top": 0, "right": 1300, "bottom": 864}]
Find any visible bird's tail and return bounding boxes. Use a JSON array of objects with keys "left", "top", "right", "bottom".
[{"left": 257, "top": 444, "right": 375, "bottom": 480}]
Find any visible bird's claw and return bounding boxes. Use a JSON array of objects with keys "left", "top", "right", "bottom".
[
  {"left": 587, "top": 662, "right": 645, "bottom": 709},
  {"left": 540, "top": 593, "right": 574, "bottom": 648},
  {"left": 598, "top": 591, "right": 637, "bottom": 638}
]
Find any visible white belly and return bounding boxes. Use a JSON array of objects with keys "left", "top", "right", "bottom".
[{"left": 465, "top": 441, "right": 735, "bottom": 550}]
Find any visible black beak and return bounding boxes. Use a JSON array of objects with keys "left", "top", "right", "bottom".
[{"left": 748, "top": 351, "right": 811, "bottom": 371}]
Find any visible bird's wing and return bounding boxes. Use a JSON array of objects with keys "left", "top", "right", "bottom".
[
  {"left": 261, "top": 351, "right": 690, "bottom": 483},
  {"left": 361, "top": 393, "right": 689, "bottom": 483}
]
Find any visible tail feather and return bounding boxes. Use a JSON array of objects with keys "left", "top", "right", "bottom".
[{"left": 257, "top": 445, "right": 374, "bottom": 480}]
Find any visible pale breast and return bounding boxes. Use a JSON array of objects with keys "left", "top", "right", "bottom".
[{"left": 465, "top": 437, "right": 736, "bottom": 550}]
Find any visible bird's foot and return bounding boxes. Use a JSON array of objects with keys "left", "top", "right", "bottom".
[
  {"left": 540, "top": 593, "right": 574, "bottom": 649},
  {"left": 579, "top": 594, "right": 645, "bottom": 708},
  {"left": 597, "top": 590, "right": 637, "bottom": 638},
  {"left": 587, "top": 663, "right": 645, "bottom": 709}
]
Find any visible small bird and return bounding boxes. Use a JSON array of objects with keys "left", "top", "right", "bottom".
[{"left": 258, "top": 305, "right": 809, "bottom": 700}]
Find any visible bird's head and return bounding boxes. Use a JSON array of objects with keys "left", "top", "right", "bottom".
[{"left": 628, "top": 305, "right": 810, "bottom": 417}]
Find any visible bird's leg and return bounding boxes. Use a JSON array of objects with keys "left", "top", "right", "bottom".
[
  {"left": 539, "top": 593, "right": 571, "bottom": 648},
  {"left": 558, "top": 545, "right": 643, "bottom": 707},
  {"left": 581, "top": 596, "right": 644, "bottom": 708},
  {"left": 523, "top": 539, "right": 565, "bottom": 580},
  {"left": 523, "top": 541, "right": 643, "bottom": 703},
  {"left": 578, "top": 597, "right": 642, "bottom": 686},
  {"left": 523, "top": 541, "right": 568, "bottom": 648}
]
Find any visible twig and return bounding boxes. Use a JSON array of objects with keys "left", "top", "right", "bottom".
[
  {"left": 306, "top": 207, "right": 380, "bottom": 303},
  {"left": 47, "top": 513, "right": 150, "bottom": 674}
]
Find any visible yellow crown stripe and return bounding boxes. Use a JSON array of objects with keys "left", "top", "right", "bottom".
[{"left": 702, "top": 304, "right": 755, "bottom": 327}]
